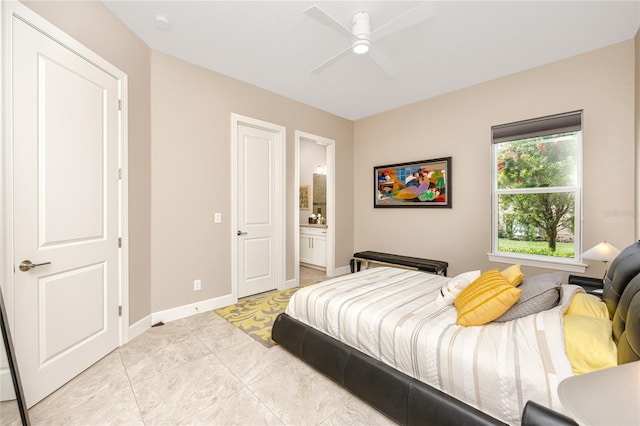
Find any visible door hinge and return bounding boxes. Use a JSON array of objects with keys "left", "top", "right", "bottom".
[
  {"left": 117, "top": 99, "right": 122, "bottom": 111},
  {"left": 118, "top": 305, "right": 122, "bottom": 317},
  {"left": 118, "top": 168, "right": 122, "bottom": 180},
  {"left": 118, "top": 237, "right": 122, "bottom": 248}
]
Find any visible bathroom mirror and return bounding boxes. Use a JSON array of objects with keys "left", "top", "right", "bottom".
[
  {"left": 312, "top": 173, "right": 326, "bottom": 220},
  {"left": 0, "top": 290, "right": 30, "bottom": 425}
]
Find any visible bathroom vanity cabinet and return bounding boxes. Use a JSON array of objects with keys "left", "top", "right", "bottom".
[{"left": 300, "top": 226, "right": 326, "bottom": 268}]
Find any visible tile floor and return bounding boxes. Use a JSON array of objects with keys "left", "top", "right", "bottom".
[
  {"left": 298, "top": 265, "right": 328, "bottom": 286},
  {"left": 21, "top": 267, "right": 394, "bottom": 425}
]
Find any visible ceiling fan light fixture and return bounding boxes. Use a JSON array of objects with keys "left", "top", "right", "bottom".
[
  {"left": 352, "top": 11, "right": 371, "bottom": 35},
  {"left": 352, "top": 38, "right": 370, "bottom": 54},
  {"left": 351, "top": 11, "right": 371, "bottom": 54}
]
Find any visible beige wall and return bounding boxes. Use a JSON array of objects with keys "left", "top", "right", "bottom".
[
  {"left": 22, "top": 1, "right": 152, "bottom": 324},
  {"left": 150, "top": 52, "right": 353, "bottom": 312},
  {"left": 19, "top": 1, "right": 353, "bottom": 319},
  {"left": 15, "top": 0, "right": 639, "bottom": 316},
  {"left": 636, "top": 29, "right": 640, "bottom": 240},
  {"left": 354, "top": 41, "right": 636, "bottom": 279}
]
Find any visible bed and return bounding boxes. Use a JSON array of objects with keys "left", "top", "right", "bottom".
[{"left": 272, "top": 241, "right": 640, "bottom": 425}]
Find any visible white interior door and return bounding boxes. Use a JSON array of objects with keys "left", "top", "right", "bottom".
[
  {"left": 234, "top": 118, "right": 284, "bottom": 298},
  {"left": 12, "top": 17, "right": 121, "bottom": 407}
]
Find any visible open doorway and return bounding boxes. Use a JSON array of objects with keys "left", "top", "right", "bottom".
[{"left": 295, "top": 131, "right": 335, "bottom": 287}]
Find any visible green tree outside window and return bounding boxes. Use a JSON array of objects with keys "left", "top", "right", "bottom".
[{"left": 496, "top": 133, "right": 578, "bottom": 255}]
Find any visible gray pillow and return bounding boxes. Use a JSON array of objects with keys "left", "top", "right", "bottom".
[{"left": 494, "top": 272, "right": 563, "bottom": 322}]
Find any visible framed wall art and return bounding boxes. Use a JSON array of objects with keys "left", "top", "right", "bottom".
[
  {"left": 374, "top": 157, "right": 451, "bottom": 208},
  {"left": 299, "top": 185, "right": 311, "bottom": 210}
]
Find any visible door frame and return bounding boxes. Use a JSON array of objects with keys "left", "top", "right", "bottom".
[
  {"left": 230, "top": 113, "right": 285, "bottom": 300},
  {"left": 0, "top": 1, "right": 130, "bottom": 344},
  {"left": 294, "top": 130, "right": 336, "bottom": 281}
]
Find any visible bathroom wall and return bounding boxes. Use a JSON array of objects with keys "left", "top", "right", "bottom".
[{"left": 299, "top": 140, "right": 327, "bottom": 225}]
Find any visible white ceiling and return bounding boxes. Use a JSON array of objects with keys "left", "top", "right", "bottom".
[{"left": 103, "top": 1, "right": 640, "bottom": 120}]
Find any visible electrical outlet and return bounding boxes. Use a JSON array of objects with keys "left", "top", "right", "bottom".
[
  {"left": 194, "top": 279, "right": 201, "bottom": 291},
  {"left": 214, "top": 212, "right": 222, "bottom": 223}
]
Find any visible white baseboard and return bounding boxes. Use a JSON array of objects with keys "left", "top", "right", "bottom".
[
  {"left": 150, "top": 293, "right": 236, "bottom": 325},
  {"left": 1, "top": 368, "right": 16, "bottom": 401},
  {"left": 334, "top": 265, "right": 351, "bottom": 276},
  {"left": 283, "top": 278, "right": 297, "bottom": 290},
  {"left": 122, "top": 269, "right": 351, "bottom": 344},
  {"left": 123, "top": 294, "right": 236, "bottom": 345},
  {"left": 127, "top": 314, "right": 152, "bottom": 342}
]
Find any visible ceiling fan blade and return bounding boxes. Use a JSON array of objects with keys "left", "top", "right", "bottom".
[
  {"left": 304, "top": 5, "right": 352, "bottom": 39},
  {"left": 368, "top": 46, "right": 399, "bottom": 77},
  {"left": 310, "top": 45, "right": 352, "bottom": 75},
  {"left": 370, "top": 1, "right": 436, "bottom": 42}
]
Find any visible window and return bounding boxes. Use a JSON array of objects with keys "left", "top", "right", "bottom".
[{"left": 490, "top": 111, "right": 583, "bottom": 270}]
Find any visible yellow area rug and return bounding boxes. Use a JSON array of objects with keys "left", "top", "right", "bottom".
[{"left": 215, "top": 282, "right": 316, "bottom": 348}]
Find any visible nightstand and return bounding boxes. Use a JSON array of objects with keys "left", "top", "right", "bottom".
[
  {"left": 558, "top": 361, "right": 640, "bottom": 425},
  {"left": 567, "top": 274, "right": 603, "bottom": 296}
]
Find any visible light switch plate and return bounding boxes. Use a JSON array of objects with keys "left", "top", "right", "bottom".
[{"left": 214, "top": 213, "right": 222, "bottom": 223}]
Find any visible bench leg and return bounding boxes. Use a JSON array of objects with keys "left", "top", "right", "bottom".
[{"left": 350, "top": 259, "right": 355, "bottom": 273}]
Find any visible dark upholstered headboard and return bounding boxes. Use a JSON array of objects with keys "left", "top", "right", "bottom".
[{"left": 602, "top": 241, "right": 640, "bottom": 364}]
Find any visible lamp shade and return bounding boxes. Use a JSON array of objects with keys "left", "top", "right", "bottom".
[{"left": 582, "top": 241, "right": 621, "bottom": 262}]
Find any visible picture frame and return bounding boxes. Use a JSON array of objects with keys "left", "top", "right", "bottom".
[
  {"left": 299, "top": 185, "right": 311, "bottom": 210},
  {"left": 374, "top": 157, "right": 451, "bottom": 208}
]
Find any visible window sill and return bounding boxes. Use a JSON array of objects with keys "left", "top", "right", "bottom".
[{"left": 487, "top": 253, "right": 587, "bottom": 273}]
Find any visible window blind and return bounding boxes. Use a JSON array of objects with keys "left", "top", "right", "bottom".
[{"left": 492, "top": 110, "right": 582, "bottom": 144}]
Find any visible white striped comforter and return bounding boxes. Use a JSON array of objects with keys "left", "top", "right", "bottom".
[{"left": 285, "top": 267, "right": 579, "bottom": 425}]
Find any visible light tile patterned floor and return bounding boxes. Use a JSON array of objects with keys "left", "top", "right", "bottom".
[
  {"left": 25, "top": 268, "right": 395, "bottom": 425},
  {"left": 299, "top": 265, "right": 328, "bottom": 286}
]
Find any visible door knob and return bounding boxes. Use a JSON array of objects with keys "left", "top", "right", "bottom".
[
  {"left": 237, "top": 230, "right": 248, "bottom": 236},
  {"left": 19, "top": 260, "right": 51, "bottom": 272}
]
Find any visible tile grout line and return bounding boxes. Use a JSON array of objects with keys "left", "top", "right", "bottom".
[
  {"left": 185, "top": 314, "right": 286, "bottom": 425},
  {"left": 114, "top": 348, "right": 147, "bottom": 425}
]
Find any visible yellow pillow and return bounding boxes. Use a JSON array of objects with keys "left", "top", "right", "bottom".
[
  {"left": 501, "top": 264, "right": 524, "bottom": 286},
  {"left": 563, "top": 315, "right": 617, "bottom": 375},
  {"left": 564, "top": 293, "right": 609, "bottom": 319},
  {"left": 455, "top": 269, "right": 522, "bottom": 326}
]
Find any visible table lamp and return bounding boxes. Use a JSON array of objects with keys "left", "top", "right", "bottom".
[{"left": 581, "top": 241, "right": 621, "bottom": 281}]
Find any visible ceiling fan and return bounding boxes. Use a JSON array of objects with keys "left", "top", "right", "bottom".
[{"left": 304, "top": 2, "right": 436, "bottom": 77}]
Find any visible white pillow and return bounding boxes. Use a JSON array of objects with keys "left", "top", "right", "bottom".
[{"left": 435, "top": 270, "right": 481, "bottom": 306}]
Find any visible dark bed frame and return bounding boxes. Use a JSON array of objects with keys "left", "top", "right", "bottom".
[{"left": 272, "top": 241, "right": 640, "bottom": 425}]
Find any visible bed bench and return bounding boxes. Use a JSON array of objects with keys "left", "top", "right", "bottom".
[{"left": 350, "top": 251, "right": 448, "bottom": 276}]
